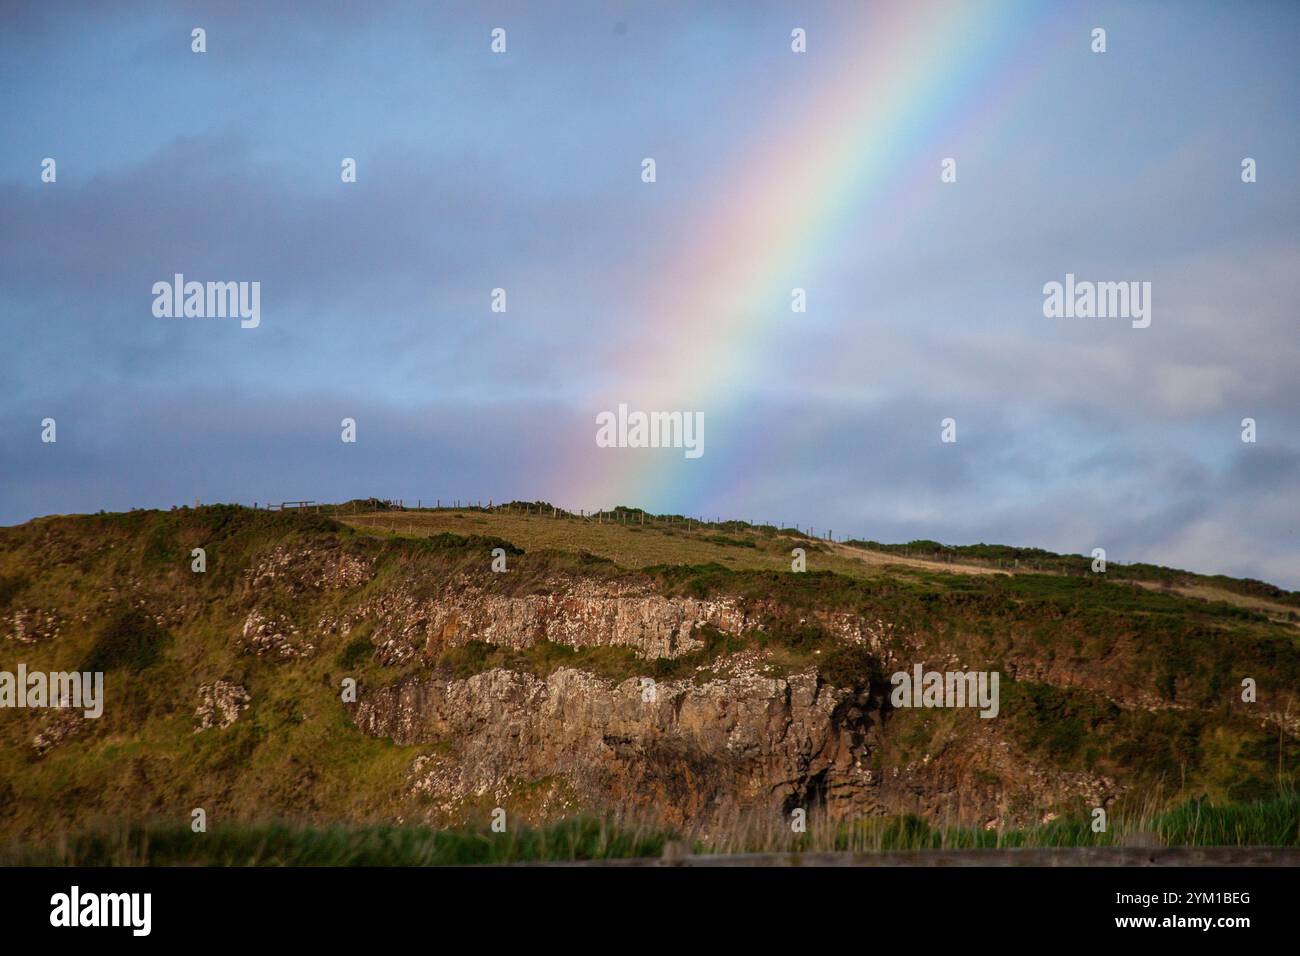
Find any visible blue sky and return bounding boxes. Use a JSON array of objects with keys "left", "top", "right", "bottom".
[{"left": 2, "top": 1, "right": 1298, "bottom": 587}]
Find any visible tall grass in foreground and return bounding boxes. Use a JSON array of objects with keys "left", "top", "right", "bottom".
[
  {"left": 4, "top": 792, "right": 1296, "bottom": 865},
  {"left": 687, "top": 789, "right": 1300, "bottom": 854},
  {"left": 0, "top": 817, "right": 668, "bottom": 867}
]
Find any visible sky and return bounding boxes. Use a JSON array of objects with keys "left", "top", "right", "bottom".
[{"left": 1, "top": 0, "right": 1297, "bottom": 587}]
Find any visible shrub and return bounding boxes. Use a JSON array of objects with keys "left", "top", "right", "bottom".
[
  {"left": 79, "top": 607, "right": 170, "bottom": 672},
  {"left": 336, "top": 636, "right": 374, "bottom": 670}
]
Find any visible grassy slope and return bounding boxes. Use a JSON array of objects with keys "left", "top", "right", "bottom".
[
  {"left": 2, "top": 503, "right": 1298, "bottom": 859},
  {"left": 0, "top": 509, "right": 422, "bottom": 839},
  {"left": 346, "top": 507, "right": 1300, "bottom": 624}
]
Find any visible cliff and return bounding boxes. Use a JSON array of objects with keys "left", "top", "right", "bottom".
[{"left": 1, "top": 504, "right": 1297, "bottom": 840}]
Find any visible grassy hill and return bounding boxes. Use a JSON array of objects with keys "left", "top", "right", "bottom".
[{"left": 2, "top": 502, "right": 1297, "bottom": 863}]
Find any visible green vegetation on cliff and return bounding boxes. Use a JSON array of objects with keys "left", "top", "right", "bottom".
[{"left": 1, "top": 503, "right": 1297, "bottom": 855}]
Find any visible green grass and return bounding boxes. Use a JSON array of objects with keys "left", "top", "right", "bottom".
[
  {"left": 0, "top": 818, "right": 672, "bottom": 866},
  {"left": 5, "top": 791, "right": 1295, "bottom": 865}
]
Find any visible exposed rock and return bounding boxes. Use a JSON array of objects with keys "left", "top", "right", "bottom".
[
  {"left": 868, "top": 720, "right": 1117, "bottom": 830},
  {"left": 245, "top": 543, "right": 373, "bottom": 593},
  {"left": 354, "top": 575, "right": 751, "bottom": 664},
  {"left": 32, "top": 708, "right": 84, "bottom": 755},
  {"left": 355, "top": 662, "right": 864, "bottom": 826},
  {"left": 353, "top": 651, "right": 1123, "bottom": 829},
  {"left": 195, "top": 681, "right": 251, "bottom": 730},
  {"left": 1264, "top": 710, "right": 1300, "bottom": 737},
  {"left": 818, "top": 612, "right": 898, "bottom": 652},
  {"left": 6, "top": 608, "right": 60, "bottom": 644},
  {"left": 239, "top": 609, "right": 314, "bottom": 659}
]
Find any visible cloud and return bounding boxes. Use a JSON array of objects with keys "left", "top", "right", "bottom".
[{"left": 2, "top": 0, "right": 1297, "bottom": 590}]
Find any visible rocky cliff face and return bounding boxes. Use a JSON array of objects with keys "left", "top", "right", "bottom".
[
  {"left": 353, "top": 663, "right": 864, "bottom": 826},
  {"left": 341, "top": 576, "right": 751, "bottom": 665},
  {"left": 4, "top": 508, "right": 1294, "bottom": 837},
  {"left": 340, "top": 575, "right": 1128, "bottom": 828},
  {"left": 336, "top": 555, "right": 1300, "bottom": 829}
]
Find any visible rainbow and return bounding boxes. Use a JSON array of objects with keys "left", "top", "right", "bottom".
[{"left": 566, "top": 1, "right": 1068, "bottom": 514}]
